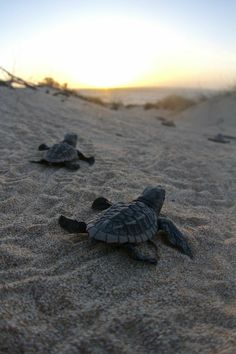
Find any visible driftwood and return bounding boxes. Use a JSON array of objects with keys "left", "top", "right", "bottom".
[
  {"left": 0, "top": 67, "right": 117, "bottom": 110},
  {"left": 0, "top": 67, "right": 37, "bottom": 90},
  {"left": 0, "top": 79, "right": 13, "bottom": 88}
]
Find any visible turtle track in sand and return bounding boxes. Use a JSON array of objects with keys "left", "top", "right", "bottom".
[{"left": 0, "top": 88, "right": 236, "bottom": 354}]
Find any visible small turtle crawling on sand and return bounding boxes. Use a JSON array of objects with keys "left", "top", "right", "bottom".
[
  {"left": 208, "top": 133, "right": 230, "bottom": 144},
  {"left": 161, "top": 119, "right": 176, "bottom": 127},
  {"left": 30, "top": 133, "right": 95, "bottom": 170},
  {"left": 59, "top": 186, "right": 193, "bottom": 264}
]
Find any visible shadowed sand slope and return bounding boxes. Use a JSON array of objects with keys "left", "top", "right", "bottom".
[{"left": 0, "top": 88, "right": 236, "bottom": 354}]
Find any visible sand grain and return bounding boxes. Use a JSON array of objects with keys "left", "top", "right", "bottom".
[{"left": 0, "top": 88, "right": 236, "bottom": 354}]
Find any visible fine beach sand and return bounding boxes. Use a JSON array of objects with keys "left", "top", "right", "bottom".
[{"left": 0, "top": 88, "right": 236, "bottom": 354}]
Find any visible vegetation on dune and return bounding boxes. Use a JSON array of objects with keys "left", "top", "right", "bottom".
[
  {"left": 109, "top": 101, "right": 124, "bottom": 110},
  {"left": 38, "top": 78, "right": 126, "bottom": 109},
  {"left": 215, "top": 83, "right": 236, "bottom": 97},
  {"left": 125, "top": 104, "right": 141, "bottom": 109},
  {"left": 3, "top": 68, "right": 235, "bottom": 113},
  {"left": 38, "top": 77, "right": 61, "bottom": 89},
  {"left": 144, "top": 95, "right": 196, "bottom": 111},
  {"left": 37, "top": 77, "right": 109, "bottom": 106},
  {"left": 77, "top": 94, "right": 107, "bottom": 106}
]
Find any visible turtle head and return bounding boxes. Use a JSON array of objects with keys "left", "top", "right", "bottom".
[
  {"left": 63, "top": 133, "right": 78, "bottom": 147},
  {"left": 137, "top": 186, "right": 165, "bottom": 214}
]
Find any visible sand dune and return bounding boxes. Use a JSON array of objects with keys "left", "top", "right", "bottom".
[{"left": 0, "top": 88, "right": 236, "bottom": 354}]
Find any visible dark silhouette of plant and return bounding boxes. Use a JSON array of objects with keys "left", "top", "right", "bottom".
[{"left": 39, "top": 77, "right": 61, "bottom": 89}]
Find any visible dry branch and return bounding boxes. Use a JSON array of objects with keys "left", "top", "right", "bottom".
[
  {"left": 0, "top": 67, "right": 37, "bottom": 90},
  {"left": 0, "top": 79, "right": 13, "bottom": 88}
]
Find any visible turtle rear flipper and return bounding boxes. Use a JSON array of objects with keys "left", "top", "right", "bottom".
[
  {"left": 158, "top": 217, "right": 193, "bottom": 259},
  {"left": 208, "top": 137, "right": 230, "bottom": 144},
  {"left": 38, "top": 144, "right": 50, "bottom": 151},
  {"left": 77, "top": 150, "right": 95, "bottom": 165},
  {"left": 64, "top": 161, "right": 80, "bottom": 170},
  {"left": 59, "top": 215, "right": 87, "bottom": 233},
  {"left": 124, "top": 241, "right": 158, "bottom": 264},
  {"left": 92, "top": 197, "right": 112, "bottom": 211}
]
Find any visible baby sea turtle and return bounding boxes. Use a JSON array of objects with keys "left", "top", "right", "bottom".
[
  {"left": 208, "top": 133, "right": 230, "bottom": 144},
  {"left": 30, "top": 133, "right": 95, "bottom": 170},
  {"left": 161, "top": 120, "right": 176, "bottom": 127},
  {"left": 59, "top": 186, "right": 193, "bottom": 264}
]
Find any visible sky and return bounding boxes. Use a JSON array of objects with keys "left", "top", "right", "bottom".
[{"left": 1, "top": 0, "right": 236, "bottom": 88}]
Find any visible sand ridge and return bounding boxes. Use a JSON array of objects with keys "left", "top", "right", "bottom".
[{"left": 0, "top": 88, "right": 236, "bottom": 354}]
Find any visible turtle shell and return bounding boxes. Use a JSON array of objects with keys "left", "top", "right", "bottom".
[
  {"left": 44, "top": 143, "right": 78, "bottom": 163},
  {"left": 87, "top": 201, "right": 158, "bottom": 244}
]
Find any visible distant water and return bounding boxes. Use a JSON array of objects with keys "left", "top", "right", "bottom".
[{"left": 78, "top": 87, "right": 215, "bottom": 105}]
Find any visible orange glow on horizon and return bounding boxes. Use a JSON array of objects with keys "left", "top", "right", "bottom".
[{"left": 3, "top": 16, "right": 236, "bottom": 90}]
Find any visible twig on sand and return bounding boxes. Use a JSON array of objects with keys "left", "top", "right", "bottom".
[{"left": 0, "top": 67, "right": 37, "bottom": 90}]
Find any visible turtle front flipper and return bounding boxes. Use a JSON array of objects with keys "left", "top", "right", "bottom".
[
  {"left": 64, "top": 161, "right": 80, "bottom": 170},
  {"left": 77, "top": 150, "right": 95, "bottom": 165},
  {"left": 91, "top": 197, "right": 112, "bottom": 211},
  {"left": 38, "top": 144, "right": 50, "bottom": 151},
  {"left": 124, "top": 242, "right": 158, "bottom": 264},
  {"left": 30, "top": 159, "right": 49, "bottom": 165},
  {"left": 59, "top": 215, "right": 87, "bottom": 233},
  {"left": 158, "top": 217, "right": 193, "bottom": 258}
]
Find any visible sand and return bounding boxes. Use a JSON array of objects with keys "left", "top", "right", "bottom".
[{"left": 0, "top": 87, "right": 236, "bottom": 354}]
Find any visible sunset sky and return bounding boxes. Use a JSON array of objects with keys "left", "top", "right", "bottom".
[{"left": 1, "top": 1, "right": 236, "bottom": 88}]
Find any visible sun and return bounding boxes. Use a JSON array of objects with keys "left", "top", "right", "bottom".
[
  {"left": 49, "top": 18, "right": 157, "bottom": 88},
  {"left": 22, "top": 17, "right": 189, "bottom": 88}
]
